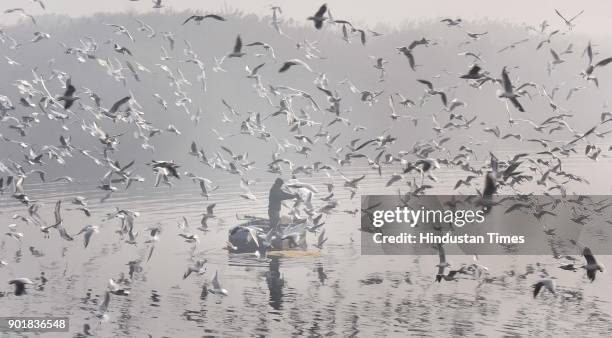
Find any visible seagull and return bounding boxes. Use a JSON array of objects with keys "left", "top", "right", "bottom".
[
  {"left": 74, "top": 225, "right": 99, "bottom": 248},
  {"left": 4, "top": 56, "right": 20, "bottom": 66},
  {"left": 341, "top": 174, "right": 365, "bottom": 189},
  {"left": 9, "top": 277, "right": 34, "bottom": 295},
  {"left": 239, "top": 180, "right": 257, "bottom": 200},
  {"left": 549, "top": 48, "right": 565, "bottom": 66},
  {"left": 417, "top": 79, "right": 447, "bottom": 107},
  {"left": 279, "top": 59, "right": 313, "bottom": 73},
  {"left": 497, "top": 67, "right": 525, "bottom": 112},
  {"left": 554, "top": 9, "right": 584, "bottom": 30},
  {"left": 31, "top": 31, "right": 50, "bottom": 43},
  {"left": 110, "top": 41, "right": 132, "bottom": 56},
  {"left": 208, "top": 271, "right": 228, "bottom": 295},
  {"left": 396, "top": 46, "right": 416, "bottom": 70},
  {"left": 536, "top": 30, "right": 560, "bottom": 50},
  {"left": 440, "top": 18, "right": 462, "bottom": 27},
  {"left": 245, "top": 41, "right": 276, "bottom": 58},
  {"left": 199, "top": 203, "right": 216, "bottom": 227},
  {"left": 32, "top": 0, "right": 45, "bottom": 10},
  {"left": 4, "top": 8, "right": 36, "bottom": 25},
  {"left": 533, "top": 278, "right": 556, "bottom": 298},
  {"left": 105, "top": 23, "right": 134, "bottom": 43},
  {"left": 307, "top": 4, "right": 327, "bottom": 29},
  {"left": 582, "top": 42, "right": 612, "bottom": 87},
  {"left": 270, "top": 6, "right": 283, "bottom": 34},
  {"left": 183, "top": 259, "right": 207, "bottom": 279},
  {"left": 466, "top": 31, "right": 488, "bottom": 40},
  {"left": 228, "top": 35, "right": 246, "bottom": 58},
  {"left": 459, "top": 64, "right": 486, "bottom": 79},
  {"left": 581, "top": 247, "right": 604, "bottom": 282},
  {"left": 182, "top": 14, "right": 226, "bottom": 25},
  {"left": 57, "top": 78, "right": 79, "bottom": 109}
]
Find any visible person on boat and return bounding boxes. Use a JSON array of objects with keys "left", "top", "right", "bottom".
[{"left": 268, "top": 178, "right": 299, "bottom": 233}]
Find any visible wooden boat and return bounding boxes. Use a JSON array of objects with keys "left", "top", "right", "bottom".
[{"left": 227, "top": 216, "right": 307, "bottom": 253}]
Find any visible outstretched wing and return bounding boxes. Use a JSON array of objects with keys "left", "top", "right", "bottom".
[
  {"left": 233, "top": 35, "right": 242, "bottom": 53},
  {"left": 554, "top": 9, "right": 569, "bottom": 23},
  {"left": 583, "top": 247, "right": 597, "bottom": 265},
  {"left": 417, "top": 79, "right": 434, "bottom": 91},
  {"left": 595, "top": 57, "right": 612, "bottom": 69},
  {"left": 182, "top": 15, "right": 197, "bottom": 25},
  {"left": 533, "top": 281, "right": 543, "bottom": 298},
  {"left": 109, "top": 96, "right": 131, "bottom": 114},
  {"left": 54, "top": 200, "right": 62, "bottom": 225},
  {"left": 315, "top": 4, "right": 327, "bottom": 18}
]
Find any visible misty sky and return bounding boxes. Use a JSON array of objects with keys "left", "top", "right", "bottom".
[{"left": 1, "top": 0, "right": 610, "bottom": 37}]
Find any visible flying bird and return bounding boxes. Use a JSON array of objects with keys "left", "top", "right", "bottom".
[
  {"left": 533, "top": 278, "right": 556, "bottom": 298},
  {"left": 182, "top": 14, "right": 226, "bottom": 25},
  {"left": 279, "top": 59, "right": 313, "bottom": 73},
  {"left": 307, "top": 4, "right": 327, "bottom": 29},
  {"left": 554, "top": 9, "right": 584, "bottom": 30},
  {"left": 497, "top": 67, "right": 525, "bottom": 112},
  {"left": 582, "top": 247, "right": 604, "bottom": 281},
  {"left": 228, "top": 35, "right": 246, "bottom": 58}
]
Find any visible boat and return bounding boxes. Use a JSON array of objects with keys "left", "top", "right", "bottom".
[{"left": 228, "top": 216, "right": 307, "bottom": 253}]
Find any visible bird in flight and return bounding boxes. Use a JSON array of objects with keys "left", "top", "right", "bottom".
[
  {"left": 533, "top": 278, "right": 556, "bottom": 298},
  {"left": 581, "top": 247, "right": 604, "bottom": 282},
  {"left": 228, "top": 35, "right": 246, "bottom": 58},
  {"left": 554, "top": 9, "right": 584, "bottom": 30},
  {"left": 307, "top": 4, "right": 328, "bottom": 29},
  {"left": 182, "top": 14, "right": 226, "bottom": 25},
  {"left": 498, "top": 67, "right": 525, "bottom": 112}
]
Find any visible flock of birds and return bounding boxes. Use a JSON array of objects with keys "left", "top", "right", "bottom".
[{"left": 0, "top": 1, "right": 611, "bottom": 333}]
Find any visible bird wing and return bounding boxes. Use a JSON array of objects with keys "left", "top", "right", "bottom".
[
  {"left": 417, "top": 79, "right": 434, "bottom": 91},
  {"left": 501, "top": 68, "right": 513, "bottom": 93},
  {"left": 550, "top": 49, "right": 560, "bottom": 61},
  {"left": 252, "top": 62, "right": 265, "bottom": 74},
  {"left": 469, "top": 64, "right": 481, "bottom": 75},
  {"left": 109, "top": 96, "right": 131, "bottom": 114},
  {"left": 279, "top": 61, "right": 293, "bottom": 73},
  {"left": 568, "top": 10, "right": 584, "bottom": 22},
  {"left": 182, "top": 15, "right": 197, "bottom": 25},
  {"left": 554, "top": 9, "right": 569, "bottom": 23},
  {"left": 533, "top": 281, "right": 543, "bottom": 298},
  {"left": 204, "top": 14, "right": 226, "bottom": 21},
  {"left": 586, "top": 42, "right": 593, "bottom": 65},
  {"left": 509, "top": 97, "right": 525, "bottom": 112},
  {"left": 315, "top": 4, "right": 327, "bottom": 18},
  {"left": 587, "top": 269, "right": 596, "bottom": 281},
  {"left": 64, "top": 81, "right": 76, "bottom": 97},
  {"left": 233, "top": 35, "right": 242, "bottom": 53},
  {"left": 583, "top": 247, "right": 597, "bottom": 265},
  {"left": 54, "top": 200, "right": 62, "bottom": 225},
  {"left": 595, "top": 57, "right": 612, "bottom": 68},
  {"left": 436, "top": 92, "right": 448, "bottom": 107}
]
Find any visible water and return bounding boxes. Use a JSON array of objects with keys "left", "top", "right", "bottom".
[{"left": 2, "top": 160, "right": 612, "bottom": 337}]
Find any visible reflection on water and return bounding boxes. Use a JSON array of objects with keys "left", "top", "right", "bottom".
[{"left": 1, "top": 163, "right": 612, "bottom": 337}]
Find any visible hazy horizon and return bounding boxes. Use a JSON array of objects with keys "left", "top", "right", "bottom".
[{"left": 1, "top": 1, "right": 611, "bottom": 38}]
